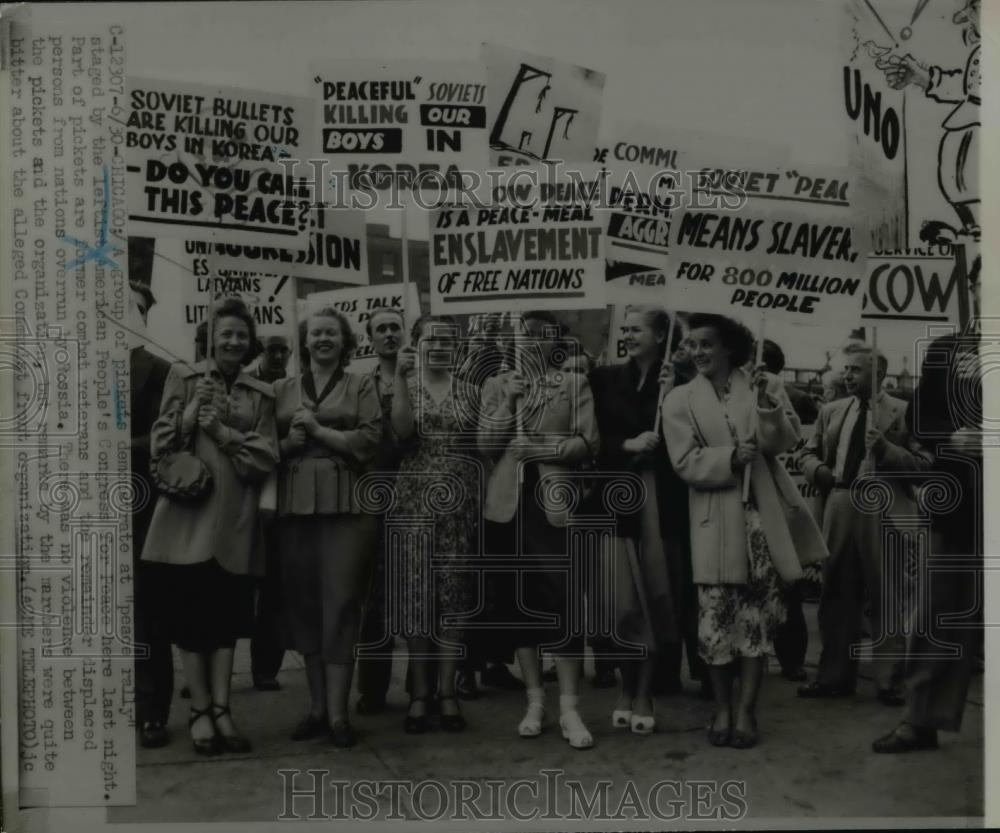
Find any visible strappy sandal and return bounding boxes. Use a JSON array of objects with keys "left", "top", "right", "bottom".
[
  {"left": 189, "top": 705, "right": 221, "bottom": 757},
  {"left": 210, "top": 703, "right": 252, "bottom": 753}
]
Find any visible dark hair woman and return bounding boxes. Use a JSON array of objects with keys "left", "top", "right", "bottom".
[
  {"left": 390, "top": 313, "right": 481, "bottom": 733},
  {"left": 661, "top": 313, "right": 825, "bottom": 749},
  {"left": 274, "top": 306, "right": 381, "bottom": 748},
  {"left": 142, "top": 296, "right": 279, "bottom": 756}
]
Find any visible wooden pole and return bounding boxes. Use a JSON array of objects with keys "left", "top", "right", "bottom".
[
  {"left": 290, "top": 281, "right": 304, "bottom": 408},
  {"left": 742, "top": 314, "right": 766, "bottom": 503},
  {"left": 654, "top": 310, "right": 676, "bottom": 432},
  {"left": 400, "top": 198, "right": 411, "bottom": 324},
  {"left": 870, "top": 325, "right": 879, "bottom": 428}
]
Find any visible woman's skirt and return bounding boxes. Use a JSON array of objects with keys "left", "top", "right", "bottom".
[
  {"left": 159, "top": 558, "right": 255, "bottom": 652},
  {"left": 697, "top": 503, "right": 786, "bottom": 665},
  {"left": 280, "top": 513, "right": 375, "bottom": 664}
]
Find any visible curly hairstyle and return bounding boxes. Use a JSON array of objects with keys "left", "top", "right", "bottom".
[
  {"left": 685, "top": 312, "right": 755, "bottom": 368},
  {"left": 209, "top": 296, "right": 258, "bottom": 358},
  {"left": 299, "top": 305, "right": 358, "bottom": 368}
]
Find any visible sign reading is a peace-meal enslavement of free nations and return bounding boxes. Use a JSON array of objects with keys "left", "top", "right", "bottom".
[
  {"left": 664, "top": 166, "right": 868, "bottom": 323},
  {"left": 311, "top": 61, "right": 488, "bottom": 194},
  {"left": 429, "top": 166, "right": 607, "bottom": 314},
  {"left": 126, "top": 78, "right": 315, "bottom": 247},
  {"left": 184, "top": 209, "right": 370, "bottom": 285}
]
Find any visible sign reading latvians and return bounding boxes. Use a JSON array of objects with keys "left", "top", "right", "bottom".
[
  {"left": 664, "top": 165, "right": 868, "bottom": 323},
  {"left": 126, "top": 78, "right": 316, "bottom": 246},
  {"left": 485, "top": 43, "right": 605, "bottom": 167},
  {"left": 429, "top": 166, "right": 607, "bottom": 314},
  {"left": 304, "top": 282, "right": 421, "bottom": 373},
  {"left": 311, "top": 61, "right": 488, "bottom": 195},
  {"left": 142, "top": 238, "right": 298, "bottom": 365},
  {"left": 184, "top": 209, "right": 369, "bottom": 284}
]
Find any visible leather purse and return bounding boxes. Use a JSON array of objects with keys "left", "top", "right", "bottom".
[{"left": 152, "top": 450, "right": 213, "bottom": 502}]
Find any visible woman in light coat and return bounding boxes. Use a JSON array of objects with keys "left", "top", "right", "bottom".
[
  {"left": 662, "top": 313, "right": 825, "bottom": 749},
  {"left": 142, "top": 296, "right": 279, "bottom": 756},
  {"left": 478, "top": 311, "right": 600, "bottom": 749}
]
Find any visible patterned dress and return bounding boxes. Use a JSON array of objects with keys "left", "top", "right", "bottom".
[
  {"left": 394, "top": 375, "right": 480, "bottom": 642},
  {"left": 696, "top": 378, "right": 786, "bottom": 665}
]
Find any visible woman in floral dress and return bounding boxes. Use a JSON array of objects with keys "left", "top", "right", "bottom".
[
  {"left": 392, "top": 314, "right": 480, "bottom": 733},
  {"left": 662, "top": 313, "right": 825, "bottom": 749}
]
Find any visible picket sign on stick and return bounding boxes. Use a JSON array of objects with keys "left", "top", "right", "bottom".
[
  {"left": 870, "top": 324, "right": 879, "bottom": 430},
  {"left": 290, "top": 279, "right": 304, "bottom": 408},
  {"left": 654, "top": 311, "right": 677, "bottom": 433},
  {"left": 400, "top": 201, "right": 411, "bottom": 324},
  {"left": 742, "top": 314, "right": 766, "bottom": 504},
  {"left": 514, "top": 311, "right": 525, "bottom": 437}
]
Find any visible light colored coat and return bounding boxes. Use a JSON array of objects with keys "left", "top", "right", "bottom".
[
  {"left": 798, "top": 392, "right": 933, "bottom": 523},
  {"left": 662, "top": 369, "right": 827, "bottom": 586},
  {"left": 479, "top": 370, "right": 599, "bottom": 527},
  {"left": 141, "top": 361, "right": 279, "bottom": 577}
]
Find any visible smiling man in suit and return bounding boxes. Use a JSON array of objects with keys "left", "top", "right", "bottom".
[{"left": 797, "top": 342, "right": 932, "bottom": 705}]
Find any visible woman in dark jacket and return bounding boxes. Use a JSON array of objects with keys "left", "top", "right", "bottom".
[{"left": 588, "top": 305, "right": 688, "bottom": 734}]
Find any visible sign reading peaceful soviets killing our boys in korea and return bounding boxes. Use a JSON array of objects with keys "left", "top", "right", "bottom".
[
  {"left": 311, "top": 61, "right": 488, "bottom": 193},
  {"left": 429, "top": 167, "right": 606, "bottom": 314},
  {"left": 664, "top": 166, "right": 868, "bottom": 323},
  {"left": 126, "top": 78, "right": 315, "bottom": 247}
]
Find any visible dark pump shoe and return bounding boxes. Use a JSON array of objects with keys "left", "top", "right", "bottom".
[
  {"left": 877, "top": 688, "right": 905, "bottom": 707},
  {"left": 455, "top": 670, "right": 480, "bottom": 701},
  {"left": 797, "top": 681, "right": 855, "bottom": 699},
  {"left": 291, "top": 713, "right": 328, "bottom": 741},
  {"left": 438, "top": 696, "right": 467, "bottom": 733},
  {"left": 404, "top": 697, "right": 431, "bottom": 734},
  {"left": 327, "top": 720, "right": 357, "bottom": 749},
  {"left": 873, "top": 723, "right": 939, "bottom": 753},
  {"left": 139, "top": 720, "right": 170, "bottom": 749},
  {"left": 253, "top": 677, "right": 281, "bottom": 692}
]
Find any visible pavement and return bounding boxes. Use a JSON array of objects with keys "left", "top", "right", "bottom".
[{"left": 109, "top": 602, "right": 984, "bottom": 824}]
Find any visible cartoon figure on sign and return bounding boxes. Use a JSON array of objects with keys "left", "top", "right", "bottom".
[
  {"left": 491, "top": 63, "right": 579, "bottom": 161},
  {"left": 876, "top": 0, "right": 980, "bottom": 243}
]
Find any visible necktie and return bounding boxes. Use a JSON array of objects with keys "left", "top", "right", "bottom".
[{"left": 840, "top": 399, "right": 869, "bottom": 486}]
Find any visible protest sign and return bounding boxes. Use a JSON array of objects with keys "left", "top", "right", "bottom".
[
  {"left": 429, "top": 166, "right": 607, "bottom": 314},
  {"left": 862, "top": 246, "right": 962, "bottom": 326},
  {"left": 843, "top": 0, "right": 908, "bottom": 250},
  {"left": 142, "top": 238, "right": 297, "bottom": 365},
  {"left": 311, "top": 61, "right": 488, "bottom": 196},
  {"left": 664, "top": 166, "right": 868, "bottom": 324},
  {"left": 304, "top": 282, "right": 421, "bottom": 373},
  {"left": 183, "top": 208, "right": 369, "bottom": 284},
  {"left": 126, "top": 78, "right": 315, "bottom": 246},
  {"left": 485, "top": 43, "right": 605, "bottom": 167}
]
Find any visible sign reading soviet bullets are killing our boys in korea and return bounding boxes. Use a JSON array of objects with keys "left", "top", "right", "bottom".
[
  {"left": 664, "top": 166, "right": 868, "bottom": 322},
  {"left": 311, "top": 61, "right": 489, "bottom": 194},
  {"left": 126, "top": 78, "right": 316, "bottom": 247}
]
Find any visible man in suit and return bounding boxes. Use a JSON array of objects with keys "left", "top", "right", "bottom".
[
  {"left": 249, "top": 335, "right": 291, "bottom": 691},
  {"left": 874, "top": 255, "right": 982, "bottom": 752},
  {"left": 128, "top": 241, "right": 174, "bottom": 748},
  {"left": 798, "top": 343, "right": 932, "bottom": 704}
]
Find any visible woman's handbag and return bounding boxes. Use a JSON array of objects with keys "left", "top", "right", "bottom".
[{"left": 152, "top": 450, "right": 213, "bottom": 502}]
